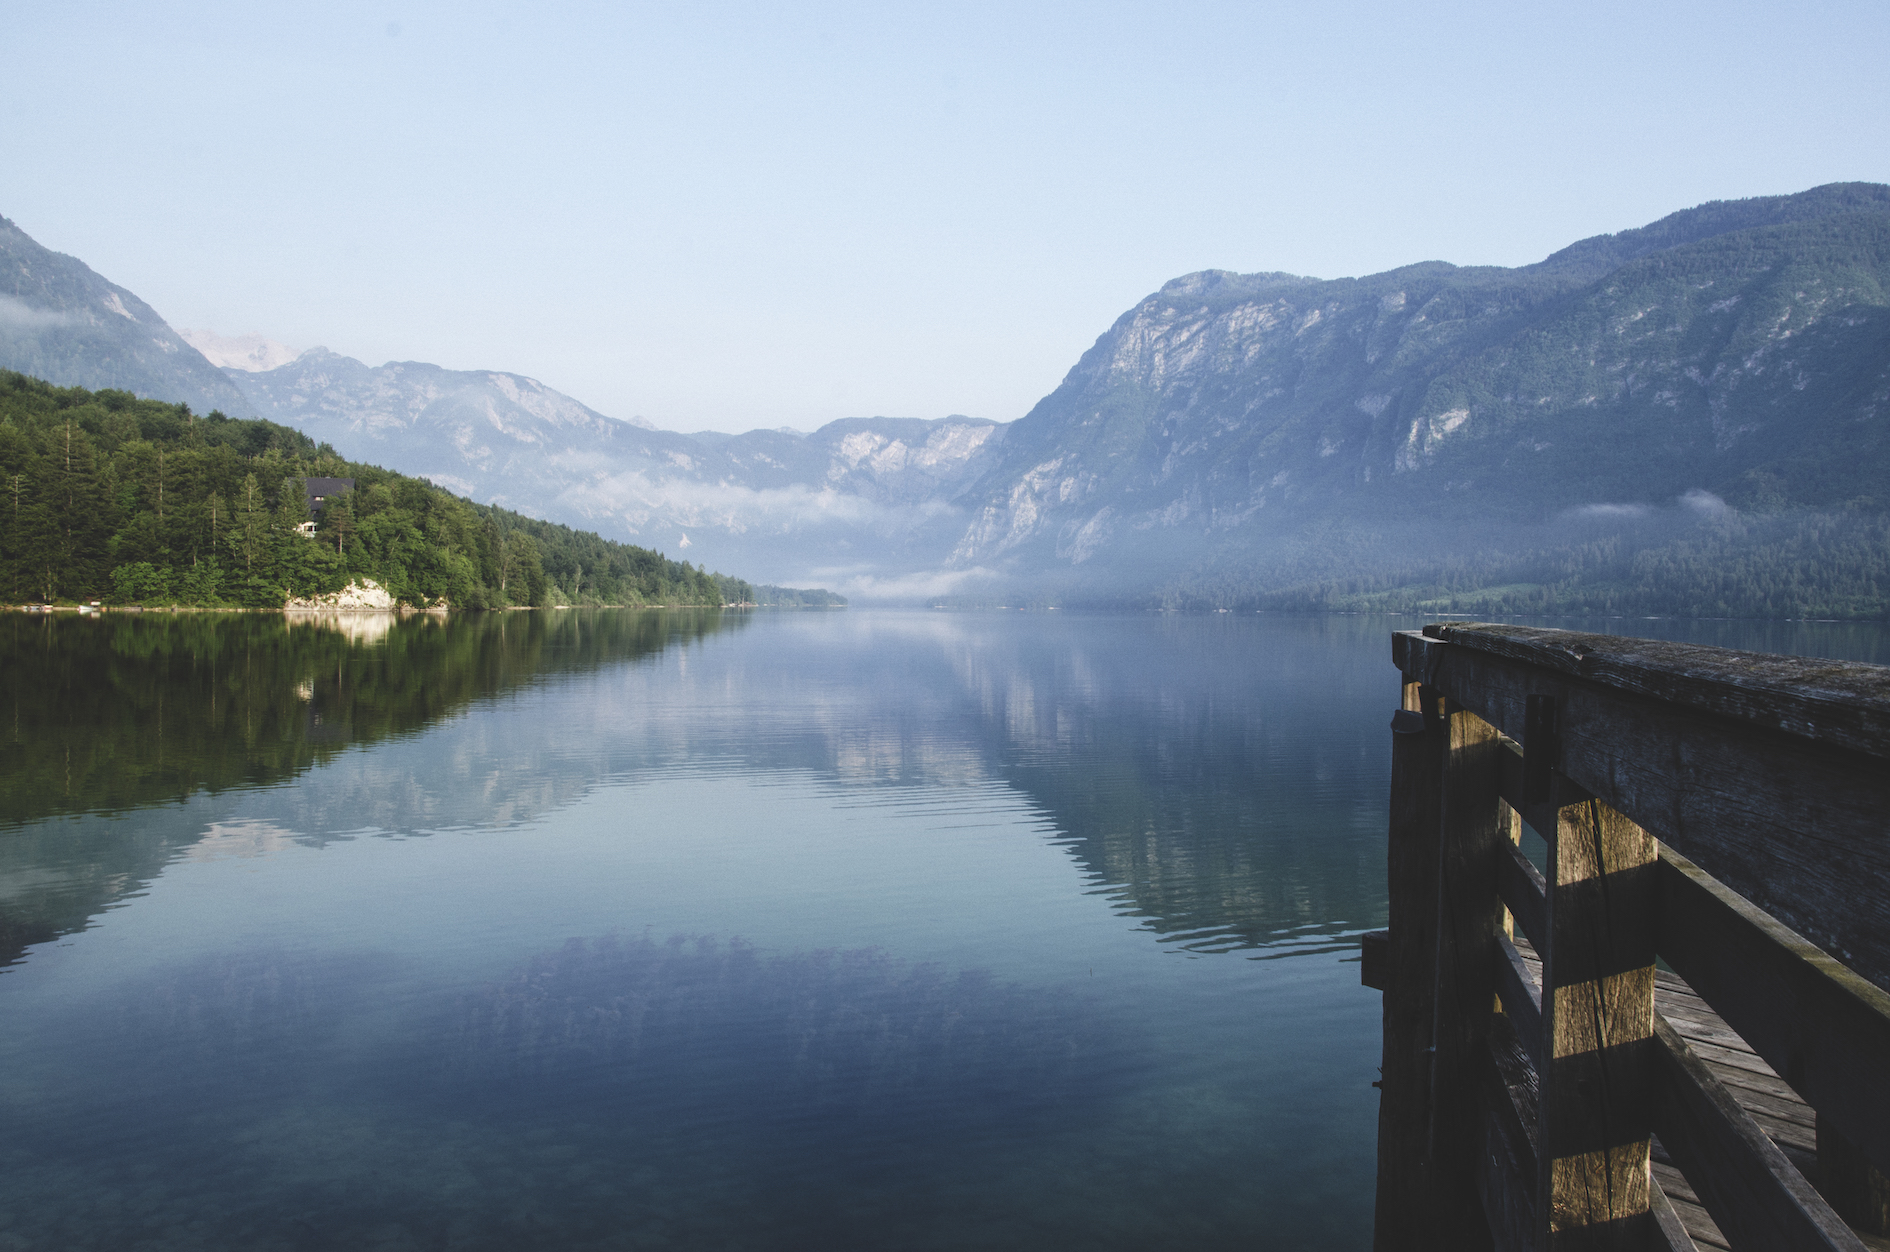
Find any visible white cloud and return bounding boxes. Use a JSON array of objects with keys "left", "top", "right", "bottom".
[
  {"left": 1679, "top": 488, "right": 1732, "bottom": 516},
  {"left": 554, "top": 470, "right": 963, "bottom": 539},
  {"left": 1566, "top": 502, "right": 1653, "bottom": 520},
  {"left": 0, "top": 293, "right": 76, "bottom": 331},
  {"left": 821, "top": 566, "right": 1002, "bottom": 601}
]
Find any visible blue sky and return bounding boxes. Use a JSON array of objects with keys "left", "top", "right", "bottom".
[{"left": 5, "top": 0, "right": 1887, "bottom": 431}]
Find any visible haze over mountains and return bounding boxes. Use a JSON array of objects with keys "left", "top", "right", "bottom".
[
  {"left": 4, "top": 184, "right": 1887, "bottom": 608},
  {"left": 0, "top": 217, "right": 256, "bottom": 420}
]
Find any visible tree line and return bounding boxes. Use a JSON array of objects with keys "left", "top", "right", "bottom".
[{"left": 0, "top": 370, "right": 742, "bottom": 609}]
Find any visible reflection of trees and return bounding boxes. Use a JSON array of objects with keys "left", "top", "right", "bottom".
[
  {"left": 0, "top": 609, "right": 742, "bottom": 964},
  {"left": 0, "top": 609, "right": 739, "bottom": 827}
]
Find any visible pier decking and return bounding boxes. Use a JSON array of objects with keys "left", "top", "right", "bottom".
[{"left": 1363, "top": 623, "right": 1890, "bottom": 1251}]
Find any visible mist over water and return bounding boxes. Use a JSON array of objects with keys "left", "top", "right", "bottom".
[{"left": 1, "top": 609, "right": 1881, "bottom": 1249}]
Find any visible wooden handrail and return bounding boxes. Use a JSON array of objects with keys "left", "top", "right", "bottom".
[
  {"left": 1427, "top": 622, "right": 1890, "bottom": 761},
  {"left": 1650, "top": 1016, "right": 1866, "bottom": 1251},
  {"left": 1374, "top": 626, "right": 1890, "bottom": 1252},
  {"left": 1655, "top": 847, "right": 1890, "bottom": 1180}
]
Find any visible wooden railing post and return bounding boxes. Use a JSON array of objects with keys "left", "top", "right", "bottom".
[
  {"left": 1426, "top": 696, "right": 1507, "bottom": 1250},
  {"left": 1375, "top": 681, "right": 1449, "bottom": 1250},
  {"left": 1536, "top": 782, "right": 1658, "bottom": 1249}
]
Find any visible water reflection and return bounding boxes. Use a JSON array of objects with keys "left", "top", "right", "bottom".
[
  {"left": 8, "top": 610, "right": 1879, "bottom": 1250},
  {"left": 0, "top": 608, "right": 741, "bottom": 829},
  {"left": 0, "top": 609, "right": 741, "bottom": 966},
  {"left": 453, "top": 931, "right": 1115, "bottom": 1122}
]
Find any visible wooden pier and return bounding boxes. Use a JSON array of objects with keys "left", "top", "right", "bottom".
[{"left": 1361, "top": 623, "right": 1890, "bottom": 1251}]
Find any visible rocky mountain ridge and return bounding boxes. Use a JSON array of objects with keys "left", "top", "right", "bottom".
[
  {"left": 0, "top": 217, "right": 257, "bottom": 418},
  {"left": 4, "top": 184, "right": 1885, "bottom": 608},
  {"left": 947, "top": 182, "right": 1890, "bottom": 596}
]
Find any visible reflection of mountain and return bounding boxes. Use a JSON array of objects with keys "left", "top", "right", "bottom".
[
  {"left": 549, "top": 611, "right": 1394, "bottom": 954},
  {"left": 931, "top": 615, "right": 1392, "bottom": 955},
  {"left": 1, "top": 609, "right": 1390, "bottom": 975},
  {"left": 0, "top": 609, "right": 742, "bottom": 965}
]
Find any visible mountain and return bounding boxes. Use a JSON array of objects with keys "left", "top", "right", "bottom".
[
  {"left": 0, "top": 370, "right": 738, "bottom": 610},
  {"left": 10, "top": 184, "right": 1888, "bottom": 612},
  {"left": 220, "top": 347, "right": 1005, "bottom": 588},
  {"left": 944, "top": 182, "right": 1890, "bottom": 608},
  {"left": 177, "top": 328, "right": 301, "bottom": 372},
  {"left": 0, "top": 217, "right": 256, "bottom": 418}
]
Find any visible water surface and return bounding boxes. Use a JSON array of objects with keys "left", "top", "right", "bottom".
[{"left": 0, "top": 609, "right": 1881, "bottom": 1251}]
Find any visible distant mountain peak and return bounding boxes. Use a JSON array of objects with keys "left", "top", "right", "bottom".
[{"left": 178, "top": 328, "right": 302, "bottom": 372}]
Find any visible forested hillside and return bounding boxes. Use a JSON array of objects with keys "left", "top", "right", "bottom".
[{"left": 0, "top": 371, "right": 736, "bottom": 608}]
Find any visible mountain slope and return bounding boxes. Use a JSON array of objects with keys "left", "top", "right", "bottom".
[
  {"left": 0, "top": 217, "right": 256, "bottom": 418},
  {"left": 948, "top": 184, "right": 1890, "bottom": 594},
  {"left": 225, "top": 349, "right": 1005, "bottom": 585}
]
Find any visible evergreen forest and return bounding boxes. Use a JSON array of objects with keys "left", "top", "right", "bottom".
[{"left": 0, "top": 371, "right": 758, "bottom": 609}]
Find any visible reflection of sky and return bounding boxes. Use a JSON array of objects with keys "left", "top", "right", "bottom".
[
  {"left": 6, "top": 611, "right": 1887, "bottom": 1251},
  {"left": 14, "top": 610, "right": 1888, "bottom": 969}
]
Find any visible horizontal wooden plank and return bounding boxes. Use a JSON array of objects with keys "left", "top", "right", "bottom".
[
  {"left": 1494, "top": 933, "right": 1545, "bottom": 1073},
  {"left": 1498, "top": 841, "right": 1548, "bottom": 956},
  {"left": 1657, "top": 847, "right": 1890, "bottom": 1180},
  {"left": 1652, "top": 1173, "right": 1706, "bottom": 1252},
  {"left": 1391, "top": 632, "right": 1890, "bottom": 995},
  {"left": 1422, "top": 624, "right": 1890, "bottom": 762},
  {"left": 1650, "top": 1015, "right": 1866, "bottom": 1252},
  {"left": 1653, "top": 1158, "right": 1729, "bottom": 1250}
]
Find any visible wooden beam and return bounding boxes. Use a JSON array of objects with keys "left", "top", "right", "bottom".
[
  {"left": 1535, "top": 785, "right": 1658, "bottom": 1250},
  {"left": 1650, "top": 1015, "right": 1866, "bottom": 1251},
  {"left": 1362, "top": 929, "right": 1392, "bottom": 992},
  {"left": 1424, "top": 623, "right": 1890, "bottom": 762},
  {"left": 1375, "top": 682, "right": 1452, "bottom": 1251},
  {"left": 1816, "top": 1117, "right": 1890, "bottom": 1237},
  {"left": 1478, "top": 1015, "right": 1540, "bottom": 1252},
  {"left": 1655, "top": 847, "right": 1890, "bottom": 1189},
  {"left": 1392, "top": 630, "right": 1890, "bottom": 995},
  {"left": 1494, "top": 932, "right": 1544, "bottom": 1072},
  {"left": 1427, "top": 700, "right": 1508, "bottom": 1249},
  {"left": 1498, "top": 841, "right": 1548, "bottom": 957}
]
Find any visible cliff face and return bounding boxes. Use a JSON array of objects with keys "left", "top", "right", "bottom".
[
  {"left": 947, "top": 184, "right": 1890, "bottom": 579},
  {"left": 0, "top": 217, "right": 256, "bottom": 418}
]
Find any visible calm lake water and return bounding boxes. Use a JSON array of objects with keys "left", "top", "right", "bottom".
[{"left": 2, "top": 609, "right": 1886, "bottom": 1251}]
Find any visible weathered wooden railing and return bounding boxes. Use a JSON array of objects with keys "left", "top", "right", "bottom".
[{"left": 1362, "top": 623, "right": 1890, "bottom": 1251}]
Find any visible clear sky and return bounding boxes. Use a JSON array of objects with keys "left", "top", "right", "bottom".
[{"left": 4, "top": 1, "right": 1887, "bottom": 432}]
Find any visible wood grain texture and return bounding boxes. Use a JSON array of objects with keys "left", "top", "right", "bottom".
[
  {"left": 1495, "top": 932, "right": 1545, "bottom": 1073},
  {"left": 1426, "top": 623, "right": 1890, "bottom": 762},
  {"left": 1655, "top": 848, "right": 1890, "bottom": 1181},
  {"left": 1477, "top": 1015, "right": 1540, "bottom": 1252},
  {"left": 1499, "top": 841, "right": 1549, "bottom": 957},
  {"left": 1650, "top": 1015, "right": 1866, "bottom": 1252},
  {"left": 1393, "top": 631, "right": 1890, "bottom": 995},
  {"left": 1537, "top": 791, "right": 1659, "bottom": 1249}
]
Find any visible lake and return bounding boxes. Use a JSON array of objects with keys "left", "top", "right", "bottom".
[{"left": 2, "top": 608, "right": 1886, "bottom": 1251}]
